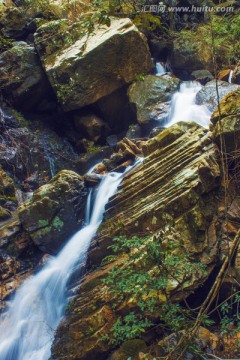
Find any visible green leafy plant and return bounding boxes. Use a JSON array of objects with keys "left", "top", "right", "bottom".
[
  {"left": 101, "top": 228, "right": 208, "bottom": 345},
  {"left": 220, "top": 293, "right": 240, "bottom": 337},
  {"left": 203, "top": 13, "right": 240, "bottom": 65}
]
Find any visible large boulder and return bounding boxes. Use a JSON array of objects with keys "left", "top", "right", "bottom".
[
  {"left": 0, "top": 43, "right": 50, "bottom": 111},
  {"left": 212, "top": 115, "right": 240, "bottom": 153},
  {"left": 34, "top": 18, "right": 154, "bottom": 111},
  {"left": 52, "top": 122, "right": 222, "bottom": 360},
  {"left": 170, "top": 30, "right": 213, "bottom": 77},
  {"left": 211, "top": 89, "right": 240, "bottom": 125},
  {"left": 128, "top": 74, "right": 180, "bottom": 125},
  {"left": 18, "top": 170, "right": 88, "bottom": 254},
  {"left": 211, "top": 89, "right": 240, "bottom": 153},
  {"left": 0, "top": 6, "right": 28, "bottom": 39},
  {"left": 196, "top": 80, "right": 239, "bottom": 112}
]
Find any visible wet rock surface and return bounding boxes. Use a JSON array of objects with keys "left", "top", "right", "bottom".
[
  {"left": 196, "top": 80, "right": 239, "bottom": 112},
  {"left": 18, "top": 170, "right": 88, "bottom": 254},
  {"left": 0, "top": 216, "right": 42, "bottom": 310},
  {"left": 128, "top": 75, "right": 179, "bottom": 125}
]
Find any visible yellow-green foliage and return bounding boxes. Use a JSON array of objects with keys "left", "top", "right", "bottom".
[{"left": 172, "top": 13, "right": 240, "bottom": 68}]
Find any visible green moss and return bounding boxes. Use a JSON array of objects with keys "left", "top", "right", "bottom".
[
  {"left": 38, "top": 219, "right": 49, "bottom": 228},
  {"left": 56, "top": 82, "right": 74, "bottom": 104},
  {"left": 0, "top": 34, "right": 13, "bottom": 52},
  {"left": 87, "top": 145, "right": 102, "bottom": 154},
  {"left": 0, "top": 206, "right": 11, "bottom": 220},
  {"left": 0, "top": 195, "right": 17, "bottom": 202},
  {"left": 11, "top": 109, "right": 29, "bottom": 128},
  {"left": 35, "top": 216, "right": 63, "bottom": 236},
  {"left": 34, "top": 225, "right": 52, "bottom": 237},
  {"left": 52, "top": 216, "right": 64, "bottom": 230}
]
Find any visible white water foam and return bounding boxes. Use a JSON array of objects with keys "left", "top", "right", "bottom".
[{"left": 166, "top": 81, "right": 211, "bottom": 128}]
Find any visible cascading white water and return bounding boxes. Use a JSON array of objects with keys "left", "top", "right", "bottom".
[
  {"left": 229, "top": 70, "right": 233, "bottom": 84},
  {"left": 166, "top": 81, "right": 211, "bottom": 128},
  {"left": 155, "top": 62, "right": 166, "bottom": 76},
  {"left": 0, "top": 160, "right": 142, "bottom": 360}
]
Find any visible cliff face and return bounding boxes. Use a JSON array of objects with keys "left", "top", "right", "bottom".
[{"left": 51, "top": 122, "right": 223, "bottom": 360}]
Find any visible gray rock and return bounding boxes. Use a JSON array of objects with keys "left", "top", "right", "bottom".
[
  {"left": 128, "top": 75, "right": 179, "bottom": 125},
  {"left": 191, "top": 70, "right": 213, "bottom": 85},
  {"left": 126, "top": 124, "right": 142, "bottom": 139},
  {"left": 196, "top": 80, "right": 239, "bottom": 112},
  {"left": 0, "top": 44, "right": 49, "bottom": 111},
  {"left": 35, "top": 18, "right": 154, "bottom": 111}
]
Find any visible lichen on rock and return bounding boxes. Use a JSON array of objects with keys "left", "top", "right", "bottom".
[
  {"left": 34, "top": 18, "right": 154, "bottom": 111},
  {"left": 18, "top": 170, "right": 88, "bottom": 253}
]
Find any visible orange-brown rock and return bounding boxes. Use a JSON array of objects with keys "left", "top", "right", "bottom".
[{"left": 218, "top": 69, "right": 231, "bottom": 82}]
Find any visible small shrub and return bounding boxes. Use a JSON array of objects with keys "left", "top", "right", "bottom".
[{"left": 101, "top": 229, "right": 207, "bottom": 345}]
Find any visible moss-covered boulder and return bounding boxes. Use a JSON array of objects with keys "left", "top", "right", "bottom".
[
  {"left": 128, "top": 74, "right": 180, "bottom": 125},
  {"left": 170, "top": 30, "right": 213, "bottom": 76},
  {"left": 212, "top": 115, "right": 240, "bottom": 153},
  {"left": 211, "top": 89, "right": 240, "bottom": 153},
  {"left": 34, "top": 18, "right": 154, "bottom": 111},
  {"left": 0, "top": 6, "right": 28, "bottom": 39},
  {"left": 0, "top": 43, "right": 50, "bottom": 111},
  {"left": 18, "top": 170, "right": 87, "bottom": 253},
  {"left": 211, "top": 89, "right": 240, "bottom": 125}
]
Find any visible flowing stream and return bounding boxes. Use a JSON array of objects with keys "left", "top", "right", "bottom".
[
  {"left": 166, "top": 81, "right": 211, "bottom": 128},
  {"left": 0, "top": 160, "right": 142, "bottom": 360}
]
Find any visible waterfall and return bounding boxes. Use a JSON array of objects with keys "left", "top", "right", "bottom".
[
  {"left": 47, "top": 154, "right": 55, "bottom": 178},
  {"left": 229, "top": 70, "right": 233, "bottom": 84},
  {"left": 166, "top": 81, "right": 211, "bottom": 128},
  {"left": 0, "top": 159, "right": 142, "bottom": 360},
  {"left": 155, "top": 62, "right": 166, "bottom": 76}
]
